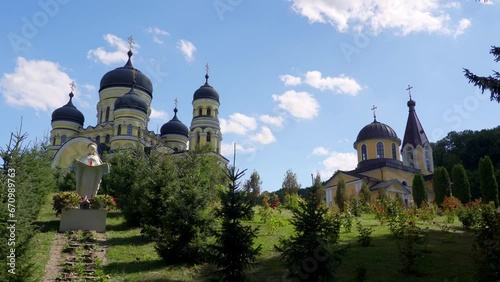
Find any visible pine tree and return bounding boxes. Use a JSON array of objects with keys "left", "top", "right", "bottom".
[
  {"left": 464, "top": 46, "right": 500, "bottom": 103},
  {"left": 359, "top": 181, "right": 371, "bottom": 206},
  {"left": 479, "top": 156, "right": 499, "bottom": 207},
  {"left": 211, "top": 166, "right": 261, "bottom": 281},
  {"left": 452, "top": 164, "right": 471, "bottom": 203},
  {"left": 433, "top": 167, "right": 452, "bottom": 206},
  {"left": 335, "top": 176, "right": 347, "bottom": 212},
  {"left": 275, "top": 173, "right": 342, "bottom": 281},
  {"left": 412, "top": 174, "right": 427, "bottom": 208}
]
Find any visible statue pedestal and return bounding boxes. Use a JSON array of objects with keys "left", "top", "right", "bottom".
[{"left": 59, "top": 208, "right": 107, "bottom": 232}]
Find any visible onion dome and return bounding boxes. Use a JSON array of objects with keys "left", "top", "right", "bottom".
[
  {"left": 356, "top": 120, "right": 400, "bottom": 143},
  {"left": 99, "top": 50, "right": 153, "bottom": 97},
  {"left": 51, "top": 92, "right": 85, "bottom": 126},
  {"left": 114, "top": 86, "right": 148, "bottom": 114},
  {"left": 193, "top": 74, "right": 219, "bottom": 102},
  {"left": 160, "top": 107, "right": 188, "bottom": 137}
]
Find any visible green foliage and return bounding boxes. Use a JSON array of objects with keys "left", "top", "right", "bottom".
[
  {"left": 442, "top": 196, "right": 461, "bottom": 224},
  {"left": 472, "top": 203, "right": 500, "bottom": 282},
  {"left": 141, "top": 147, "right": 224, "bottom": 264},
  {"left": 463, "top": 45, "right": 500, "bottom": 103},
  {"left": 284, "top": 191, "right": 302, "bottom": 211},
  {"left": 356, "top": 220, "right": 373, "bottom": 247},
  {"left": 478, "top": 156, "right": 499, "bottom": 207},
  {"left": 412, "top": 174, "right": 427, "bottom": 208},
  {"left": 385, "top": 199, "right": 410, "bottom": 238},
  {"left": 433, "top": 167, "right": 451, "bottom": 206},
  {"left": 348, "top": 196, "right": 363, "bottom": 217},
  {"left": 54, "top": 168, "right": 76, "bottom": 191},
  {"left": 399, "top": 222, "right": 427, "bottom": 275},
  {"left": 282, "top": 169, "right": 301, "bottom": 199},
  {"left": 211, "top": 167, "right": 261, "bottom": 281},
  {"left": 452, "top": 164, "right": 471, "bottom": 204},
  {"left": 359, "top": 181, "right": 371, "bottom": 208},
  {"left": 457, "top": 199, "right": 483, "bottom": 229},
  {"left": 52, "top": 191, "right": 83, "bottom": 215},
  {"left": 243, "top": 170, "right": 262, "bottom": 205},
  {"left": 275, "top": 173, "right": 343, "bottom": 282},
  {"left": 335, "top": 176, "right": 347, "bottom": 212},
  {"left": 0, "top": 131, "right": 55, "bottom": 281},
  {"left": 377, "top": 187, "right": 388, "bottom": 204}
]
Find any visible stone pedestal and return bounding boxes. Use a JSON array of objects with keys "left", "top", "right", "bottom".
[{"left": 59, "top": 208, "right": 107, "bottom": 232}]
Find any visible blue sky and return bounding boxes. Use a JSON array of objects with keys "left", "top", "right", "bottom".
[{"left": 1, "top": 0, "right": 498, "bottom": 191}]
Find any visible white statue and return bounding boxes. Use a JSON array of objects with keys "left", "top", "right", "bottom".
[{"left": 71, "top": 143, "right": 110, "bottom": 201}]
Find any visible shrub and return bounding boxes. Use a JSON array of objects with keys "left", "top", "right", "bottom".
[
  {"left": 416, "top": 202, "right": 437, "bottom": 224},
  {"left": 52, "top": 192, "right": 83, "bottom": 215},
  {"left": 90, "top": 194, "right": 118, "bottom": 211},
  {"left": 473, "top": 203, "right": 500, "bottom": 282},
  {"left": 349, "top": 195, "right": 363, "bottom": 217},
  {"left": 457, "top": 199, "right": 482, "bottom": 229},
  {"left": 399, "top": 221, "right": 427, "bottom": 274},
  {"left": 356, "top": 220, "right": 373, "bottom": 247},
  {"left": 442, "top": 196, "right": 461, "bottom": 224}
]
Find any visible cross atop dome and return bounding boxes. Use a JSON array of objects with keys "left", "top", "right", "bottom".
[
  {"left": 127, "top": 35, "right": 135, "bottom": 51},
  {"left": 406, "top": 84, "right": 413, "bottom": 100},
  {"left": 70, "top": 81, "right": 76, "bottom": 92},
  {"left": 371, "top": 105, "right": 377, "bottom": 121}
]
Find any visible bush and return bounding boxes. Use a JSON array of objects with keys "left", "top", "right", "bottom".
[
  {"left": 399, "top": 221, "right": 427, "bottom": 275},
  {"left": 52, "top": 192, "right": 83, "bottom": 215},
  {"left": 442, "top": 196, "right": 461, "bottom": 224},
  {"left": 356, "top": 220, "right": 373, "bottom": 247},
  {"left": 457, "top": 199, "right": 482, "bottom": 229},
  {"left": 473, "top": 203, "right": 500, "bottom": 282}
]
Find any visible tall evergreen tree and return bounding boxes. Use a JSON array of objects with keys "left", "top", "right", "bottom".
[
  {"left": 433, "top": 167, "right": 452, "bottom": 206},
  {"left": 335, "top": 176, "right": 347, "bottom": 212},
  {"left": 359, "top": 181, "right": 371, "bottom": 206},
  {"left": 282, "top": 169, "right": 301, "bottom": 195},
  {"left": 452, "top": 164, "right": 471, "bottom": 203},
  {"left": 211, "top": 166, "right": 261, "bottom": 281},
  {"left": 464, "top": 46, "right": 500, "bottom": 103},
  {"left": 412, "top": 174, "right": 427, "bottom": 208},
  {"left": 479, "top": 156, "right": 499, "bottom": 207},
  {"left": 243, "top": 170, "right": 262, "bottom": 203},
  {"left": 275, "top": 173, "right": 342, "bottom": 281}
]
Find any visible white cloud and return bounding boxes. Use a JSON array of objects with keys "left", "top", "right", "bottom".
[
  {"left": 280, "top": 74, "right": 302, "bottom": 86},
  {"left": 220, "top": 113, "right": 258, "bottom": 134},
  {"left": 312, "top": 146, "right": 329, "bottom": 156},
  {"left": 453, "top": 18, "right": 471, "bottom": 38},
  {"left": 320, "top": 151, "right": 358, "bottom": 178},
  {"left": 87, "top": 34, "right": 132, "bottom": 65},
  {"left": 221, "top": 142, "right": 256, "bottom": 158},
  {"left": 251, "top": 126, "right": 276, "bottom": 145},
  {"left": 152, "top": 36, "right": 164, "bottom": 44},
  {"left": 290, "top": 0, "right": 472, "bottom": 36},
  {"left": 272, "top": 90, "right": 319, "bottom": 120},
  {"left": 146, "top": 27, "right": 170, "bottom": 36},
  {"left": 0, "top": 57, "right": 79, "bottom": 112},
  {"left": 304, "top": 71, "right": 362, "bottom": 95},
  {"left": 150, "top": 107, "right": 168, "bottom": 121},
  {"left": 177, "top": 39, "right": 196, "bottom": 62},
  {"left": 259, "top": 114, "right": 284, "bottom": 127},
  {"left": 82, "top": 84, "right": 96, "bottom": 92}
]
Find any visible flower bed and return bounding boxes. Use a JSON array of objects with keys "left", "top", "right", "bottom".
[{"left": 53, "top": 192, "right": 118, "bottom": 215}]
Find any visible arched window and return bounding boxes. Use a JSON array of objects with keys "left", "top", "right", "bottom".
[
  {"left": 117, "top": 125, "right": 122, "bottom": 135},
  {"left": 391, "top": 143, "right": 397, "bottom": 160},
  {"left": 207, "top": 107, "right": 211, "bottom": 116},
  {"left": 376, "top": 142, "right": 384, "bottom": 158},
  {"left": 425, "top": 144, "right": 433, "bottom": 172},
  {"left": 53, "top": 137, "right": 56, "bottom": 146},
  {"left": 207, "top": 132, "right": 211, "bottom": 143},
  {"left": 361, "top": 144, "right": 367, "bottom": 161},
  {"left": 105, "top": 134, "right": 110, "bottom": 143},
  {"left": 100, "top": 109, "right": 104, "bottom": 123},
  {"left": 95, "top": 136, "right": 100, "bottom": 144},
  {"left": 197, "top": 133, "right": 200, "bottom": 144},
  {"left": 406, "top": 146, "right": 414, "bottom": 167},
  {"left": 198, "top": 107, "right": 203, "bottom": 116},
  {"left": 127, "top": 124, "right": 133, "bottom": 136},
  {"left": 105, "top": 107, "right": 110, "bottom": 122},
  {"left": 138, "top": 127, "right": 141, "bottom": 139},
  {"left": 61, "top": 135, "right": 67, "bottom": 144}
]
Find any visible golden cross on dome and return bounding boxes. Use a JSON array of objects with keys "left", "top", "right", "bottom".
[
  {"left": 127, "top": 35, "right": 135, "bottom": 51},
  {"left": 70, "top": 81, "right": 76, "bottom": 92},
  {"left": 371, "top": 105, "right": 377, "bottom": 120},
  {"left": 406, "top": 84, "right": 413, "bottom": 100}
]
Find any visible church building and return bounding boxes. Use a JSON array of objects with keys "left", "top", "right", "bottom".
[
  {"left": 50, "top": 44, "right": 226, "bottom": 168},
  {"left": 324, "top": 88, "right": 434, "bottom": 207}
]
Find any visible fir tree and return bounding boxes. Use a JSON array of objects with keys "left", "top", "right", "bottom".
[
  {"left": 433, "top": 167, "right": 452, "bottom": 206},
  {"left": 335, "top": 176, "right": 347, "bottom": 212},
  {"left": 452, "top": 164, "right": 471, "bottom": 203},
  {"left": 479, "top": 156, "right": 499, "bottom": 207},
  {"left": 211, "top": 166, "right": 261, "bottom": 281},
  {"left": 359, "top": 181, "right": 371, "bottom": 206},
  {"left": 378, "top": 187, "right": 388, "bottom": 203},
  {"left": 464, "top": 46, "right": 500, "bottom": 103},
  {"left": 412, "top": 174, "right": 427, "bottom": 208},
  {"left": 275, "top": 173, "right": 342, "bottom": 282}
]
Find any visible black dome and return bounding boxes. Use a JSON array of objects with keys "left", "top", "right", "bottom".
[
  {"left": 114, "top": 87, "right": 148, "bottom": 114},
  {"left": 160, "top": 108, "right": 188, "bottom": 137},
  {"left": 193, "top": 74, "right": 219, "bottom": 102},
  {"left": 356, "top": 120, "right": 399, "bottom": 143},
  {"left": 51, "top": 93, "right": 85, "bottom": 126},
  {"left": 99, "top": 50, "right": 153, "bottom": 97}
]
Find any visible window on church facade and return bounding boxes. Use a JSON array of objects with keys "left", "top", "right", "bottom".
[
  {"left": 197, "top": 133, "right": 200, "bottom": 144},
  {"left": 425, "top": 145, "right": 432, "bottom": 172},
  {"left": 105, "top": 107, "right": 110, "bottom": 122},
  {"left": 117, "top": 125, "right": 122, "bottom": 135},
  {"left": 207, "top": 107, "right": 211, "bottom": 116},
  {"left": 361, "top": 144, "right": 367, "bottom": 161},
  {"left": 100, "top": 109, "right": 104, "bottom": 123},
  {"left": 105, "top": 134, "right": 110, "bottom": 143},
  {"left": 207, "top": 132, "right": 211, "bottom": 143},
  {"left": 95, "top": 136, "right": 100, "bottom": 144},
  {"left": 127, "top": 124, "right": 133, "bottom": 136},
  {"left": 198, "top": 107, "right": 203, "bottom": 116},
  {"left": 406, "top": 146, "right": 414, "bottom": 167},
  {"left": 392, "top": 143, "right": 397, "bottom": 159},
  {"left": 53, "top": 137, "right": 56, "bottom": 145},
  {"left": 61, "top": 135, "right": 67, "bottom": 144},
  {"left": 138, "top": 127, "right": 141, "bottom": 138},
  {"left": 377, "top": 142, "right": 384, "bottom": 158}
]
